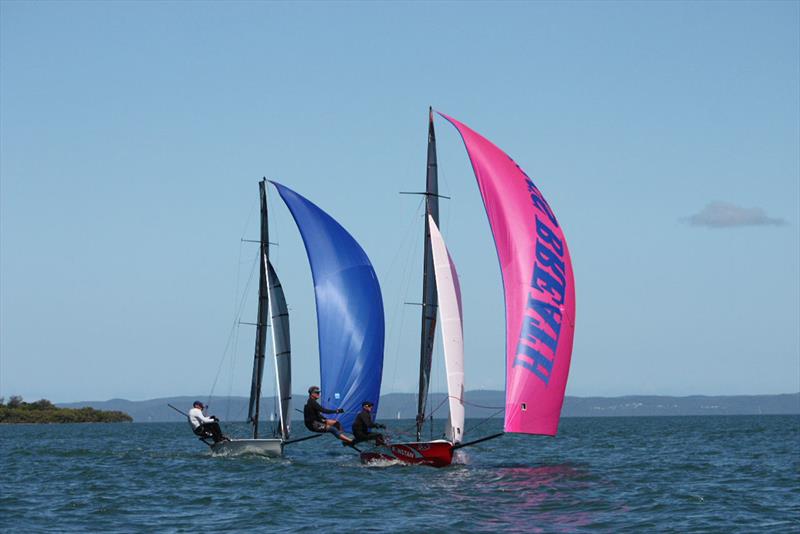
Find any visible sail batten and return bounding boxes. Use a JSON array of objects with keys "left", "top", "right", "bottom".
[
  {"left": 271, "top": 181, "right": 384, "bottom": 432},
  {"left": 438, "top": 112, "right": 575, "bottom": 436}
]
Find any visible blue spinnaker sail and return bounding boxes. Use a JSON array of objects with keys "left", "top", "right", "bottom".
[{"left": 271, "top": 182, "right": 384, "bottom": 432}]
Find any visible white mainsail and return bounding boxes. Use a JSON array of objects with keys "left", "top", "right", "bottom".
[
  {"left": 427, "top": 215, "right": 465, "bottom": 444},
  {"left": 267, "top": 259, "right": 291, "bottom": 440}
]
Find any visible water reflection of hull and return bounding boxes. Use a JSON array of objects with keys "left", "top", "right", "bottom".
[{"left": 359, "top": 439, "right": 453, "bottom": 468}]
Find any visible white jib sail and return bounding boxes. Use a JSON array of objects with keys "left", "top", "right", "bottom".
[
  {"left": 267, "top": 258, "right": 291, "bottom": 440},
  {"left": 427, "top": 215, "right": 465, "bottom": 444}
]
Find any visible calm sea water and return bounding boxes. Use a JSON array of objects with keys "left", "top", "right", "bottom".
[{"left": 1, "top": 415, "right": 798, "bottom": 533}]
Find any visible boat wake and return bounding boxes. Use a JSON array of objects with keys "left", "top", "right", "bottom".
[
  {"left": 209, "top": 442, "right": 283, "bottom": 458},
  {"left": 452, "top": 449, "right": 470, "bottom": 465},
  {"left": 360, "top": 457, "right": 409, "bottom": 468}
]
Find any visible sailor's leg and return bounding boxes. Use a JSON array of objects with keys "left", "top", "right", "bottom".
[
  {"left": 325, "top": 422, "right": 353, "bottom": 444},
  {"left": 362, "top": 432, "right": 385, "bottom": 445},
  {"left": 202, "top": 422, "right": 224, "bottom": 442}
]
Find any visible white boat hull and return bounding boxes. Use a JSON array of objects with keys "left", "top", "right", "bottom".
[{"left": 210, "top": 438, "right": 283, "bottom": 457}]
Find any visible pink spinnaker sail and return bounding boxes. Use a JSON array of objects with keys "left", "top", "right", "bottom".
[{"left": 439, "top": 112, "right": 575, "bottom": 436}]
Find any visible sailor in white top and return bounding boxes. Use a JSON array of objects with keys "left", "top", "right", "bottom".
[{"left": 188, "top": 401, "right": 228, "bottom": 443}]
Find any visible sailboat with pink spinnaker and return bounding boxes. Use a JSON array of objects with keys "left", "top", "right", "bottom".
[{"left": 360, "top": 110, "right": 576, "bottom": 466}]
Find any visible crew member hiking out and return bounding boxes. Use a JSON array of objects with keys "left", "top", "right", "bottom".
[
  {"left": 351, "top": 400, "right": 385, "bottom": 445},
  {"left": 188, "top": 401, "right": 229, "bottom": 443},
  {"left": 303, "top": 386, "right": 353, "bottom": 445}
]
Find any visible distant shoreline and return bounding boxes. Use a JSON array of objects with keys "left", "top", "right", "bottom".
[
  {"left": 54, "top": 392, "right": 800, "bottom": 423},
  {"left": 0, "top": 398, "right": 132, "bottom": 424}
]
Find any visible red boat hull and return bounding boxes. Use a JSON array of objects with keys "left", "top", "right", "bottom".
[{"left": 359, "top": 440, "right": 454, "bottom": 468}]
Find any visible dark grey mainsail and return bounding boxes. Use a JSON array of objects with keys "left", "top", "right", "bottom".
[
  {"left": 416, "top": 108, "right": 440, "bottom": 440},
  {"left": 267, "top": 260, "right": 291, "bottom": 440},
  {"left": 247, "top": 179, "right": 270, "bottom": 439}
]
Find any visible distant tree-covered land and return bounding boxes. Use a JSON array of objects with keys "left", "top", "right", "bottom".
[{"left": 0, "top": 396, "right": 132, "bottom": 423}]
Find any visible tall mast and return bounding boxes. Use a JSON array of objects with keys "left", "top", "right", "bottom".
[
  {"left": 416, "top": 107, "right": 439, "bottom": 440},
  {"left": 248, "top": 178, "right": 270, "bottom": 439}
]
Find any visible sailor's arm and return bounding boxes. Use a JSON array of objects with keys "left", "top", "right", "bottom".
[{"left": 196, "top": 411, "right": 217, "bottom": 424}]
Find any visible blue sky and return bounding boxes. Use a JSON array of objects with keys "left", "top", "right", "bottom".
[{"left": 1, "top": 1, "right": 797, "bottom": 403}]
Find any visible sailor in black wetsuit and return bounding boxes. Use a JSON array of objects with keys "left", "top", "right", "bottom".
[
  {"left": 352, "top": 400, "right": 385, "bottom": 445},
  {"left": 303, "top": 386, "right": 353, "bottom": 444}
]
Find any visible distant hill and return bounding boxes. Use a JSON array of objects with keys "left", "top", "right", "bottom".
[{"left": 58, "top": 392, "right": 800, "bottom": 423}]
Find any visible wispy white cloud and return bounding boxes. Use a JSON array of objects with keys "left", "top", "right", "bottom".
[{"left": 683, "top": 202, "right": 786, "bottom": 228}]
